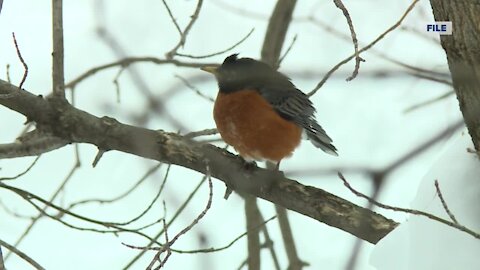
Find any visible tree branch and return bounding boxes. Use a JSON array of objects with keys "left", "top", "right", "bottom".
[{"left": 0, "top": 79, "right": 397, "bottom": 244}]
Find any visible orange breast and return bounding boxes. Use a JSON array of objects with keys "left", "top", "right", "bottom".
[{"left": 213, "top": 90, "right": 302, "bottom": 162}]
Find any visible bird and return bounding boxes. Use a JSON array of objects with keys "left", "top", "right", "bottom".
[{"left": 201, "top": 54, "right": 337, "bottom": 166}]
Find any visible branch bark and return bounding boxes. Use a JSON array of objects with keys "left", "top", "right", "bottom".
[
  {"left": 0, "top": 79, "right": 397, "bottom": 244},
  {"left": 429, "top": 0, "right": 480, "bottom": 153}
]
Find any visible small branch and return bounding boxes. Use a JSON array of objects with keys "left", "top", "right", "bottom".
[
  {"left": 112, "top": 66, "right": 126, "bottom": 103},
  {"left": 11, "top": 33, "right": 28, "bottom": 89},
  {"left": 175, "top": 75, "right": 214, "bottom": 102},
  {"left": 52, "top": 0, "right": 65, "bottom": 98},
  {"left": 161, "top": 0, "right": 183, "bottom": 36},
  {"left": 434, "top": 180, "right": 458, "bottom": 224},
  {"left": 277, "top": 34, "right": 297, "bottom": 67},
  {"left": 0, "top": 238, "right": 45, "bottom": 270},
  {"left": 165, "top": 0, "right": 204, "bottom": 59},
  {"left": 0, "top": 155, "right": 41, "bottom": 181},
  {"left": 332, "top": 0, "right": 364, "bottom": 81},
  {"left": 338, "top": 172, "right": 480, "bottom": 239},
  {"left": 92, "top": 148, "right": 106, "bottom": 167},
  {"left": 65, "top": 57, "right": 216, "bottom": 89},
  {"left": 308, "top": 0, "right": 420, "bottom": 96},
  {"left": 177, "top": 28, "right": 255, "bottom": 59},
  {"left": 184, "top": 128, "right": 218, "bottom": 139},
  {"left": 404, "top": 90, "right": 454, "bottom": 113}
]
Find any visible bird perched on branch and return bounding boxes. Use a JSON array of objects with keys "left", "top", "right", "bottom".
[{"left": 201, "top": 54, "right": 337, "bottom": 166}]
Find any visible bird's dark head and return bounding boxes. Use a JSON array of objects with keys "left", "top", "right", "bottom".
[{"left": 201, "top": 54, "right": 281, "bottom": 93}]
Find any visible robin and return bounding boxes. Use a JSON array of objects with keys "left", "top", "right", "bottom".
[{"left": 201, "top": 54, "right": 337, "bottom": 166}]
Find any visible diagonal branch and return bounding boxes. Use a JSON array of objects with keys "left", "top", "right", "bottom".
[{"left": 0, "top": 79, "right": 397, "bottom": 244}]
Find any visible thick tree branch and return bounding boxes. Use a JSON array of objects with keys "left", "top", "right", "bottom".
[
  {"left": 429, "top": 0, "right": 480, "bottom": 154},
  {"left": 0, "top": 79, "right": 397, "bottom": 244}
]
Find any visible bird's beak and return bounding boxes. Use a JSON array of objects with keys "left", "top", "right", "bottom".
[{"left": 200, "top": 65, "right": 219, "bottom": 74}]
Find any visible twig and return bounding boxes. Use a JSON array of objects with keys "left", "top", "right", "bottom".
[
  {"left": 176, "top": 28, "right": 255, "bottom": 59},
  {"left": 161, "top": 0, "right": 183, "bottom": 36},
  {"left": 112, "top": 66, "right": 125, "bottom": 103},
  {"left": 332, "top": 0, "right": 364, "bottom": 81},
  {"left": 67, "top": 163, "right": 161, "bottom": 210},
  {"left": 122, "top": 176, "right": 207, "bottom": 269},
  {"left": 130, "top": 165, "right": 213, "bottom": 269},
  {"left": 5, "top": 148, "right": 81, "bottom": 260},
  {"left": 277, "top": 34, "right": 298, "bottom": 67},
  {"left": 408, "top": 71, "right": 453, "bottom": 86},
  {"left": 308, "top": 0, "right": 420, "bottom": 96},
  {"left": 0, "top": 155, "right": 41, "bottom": 181},
  {"left": 52, "top": 0, "right": 65, "bottom": 97},
  {"left": 175, "top": 75, "right": 214, "bottom": 102},
  {"left": 404, "top": 90, "right": 455, "bottom": 113},
  {"left": 338, "top": 172, "right": 480, "bottom": 239},
  {"left": 434, "top": 180, "right": 458, "bottom": 224},
  {"left": 0, "top": 239, "right": 45, "bottom": 270},
  {"left": 165, "top": 0, "right": 204, "bottom": 59},
  {"left": 11, "top": 33, "right": 28, "bottom": 89},
  {"left": 184, "top": 128, "right": 218, "bottom": 138},
  {"left": 92, "top": 148, "right": 106, "bottom": 167},
  {"left": 66, "top": 57, "right": 215, "bottom": 89}
]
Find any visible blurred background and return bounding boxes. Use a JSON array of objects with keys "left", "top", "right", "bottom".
[{"left": 0, "top": 0, "right": 462, "bottom": 269}]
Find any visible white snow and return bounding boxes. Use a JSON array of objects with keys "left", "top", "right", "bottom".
[{"left": 371, "top": 129, "right": 480, "bottom": 270}]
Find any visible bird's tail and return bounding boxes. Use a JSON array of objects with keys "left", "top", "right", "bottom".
[{"left": 304, "top": 122, "right": 338, "bottom": 156}]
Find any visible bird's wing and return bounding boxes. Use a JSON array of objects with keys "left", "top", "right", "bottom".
[{"left": 257, "top": 85, "right": 338, "bottom": 156}]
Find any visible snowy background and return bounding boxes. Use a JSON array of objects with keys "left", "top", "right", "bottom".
[{"left": 0, "top": 0, "right": 478, "bottom": 269}]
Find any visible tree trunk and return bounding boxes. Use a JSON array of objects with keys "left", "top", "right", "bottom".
[{"left": 429, "top": 0, "right": 480, "bottom": 153}]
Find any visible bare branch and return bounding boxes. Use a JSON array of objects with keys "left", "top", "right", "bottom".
[
  {"left": 184, "top": 128, "right": 218, "bottom": 139},
  {"left": 308, "top": 0, "right": 420, "bottom": 96},
  {"left": 11, "top": 33, "right": 28, "bottom": 89},
  {"left": 161, "top": 0, "right": 183, "bottom": 36},
  {"left": 332, "top": 0, "right": 364, "bottom": 81},
  {"left": 338, "top": 173, "right": 480, "bottom": 239},
  {"left": 434, "top": 180, "right": 458, "bottom": 224},
  {"left": 65, "top": 57, "right": 216, "bottom": 89},
  {"left": 175, "top": 75, "right": 214, "bottom": 102},
  {"left": 176, "top": 28, "right": 255, "bottom": 59},
  {"left": 0, "top": 156, "right": 40, "bottom": 181},
  {"left": 165, "top": 0, "right": 204, "bottom": 59},
  {"left": 404, "top": 90, "right": 454, "bottom": 113},
  {"left": 277, "top": 34, "right": 298, "bottom": 67},
  {"left": 0, "top": 238, "right": 45, "bottom": 270}
]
